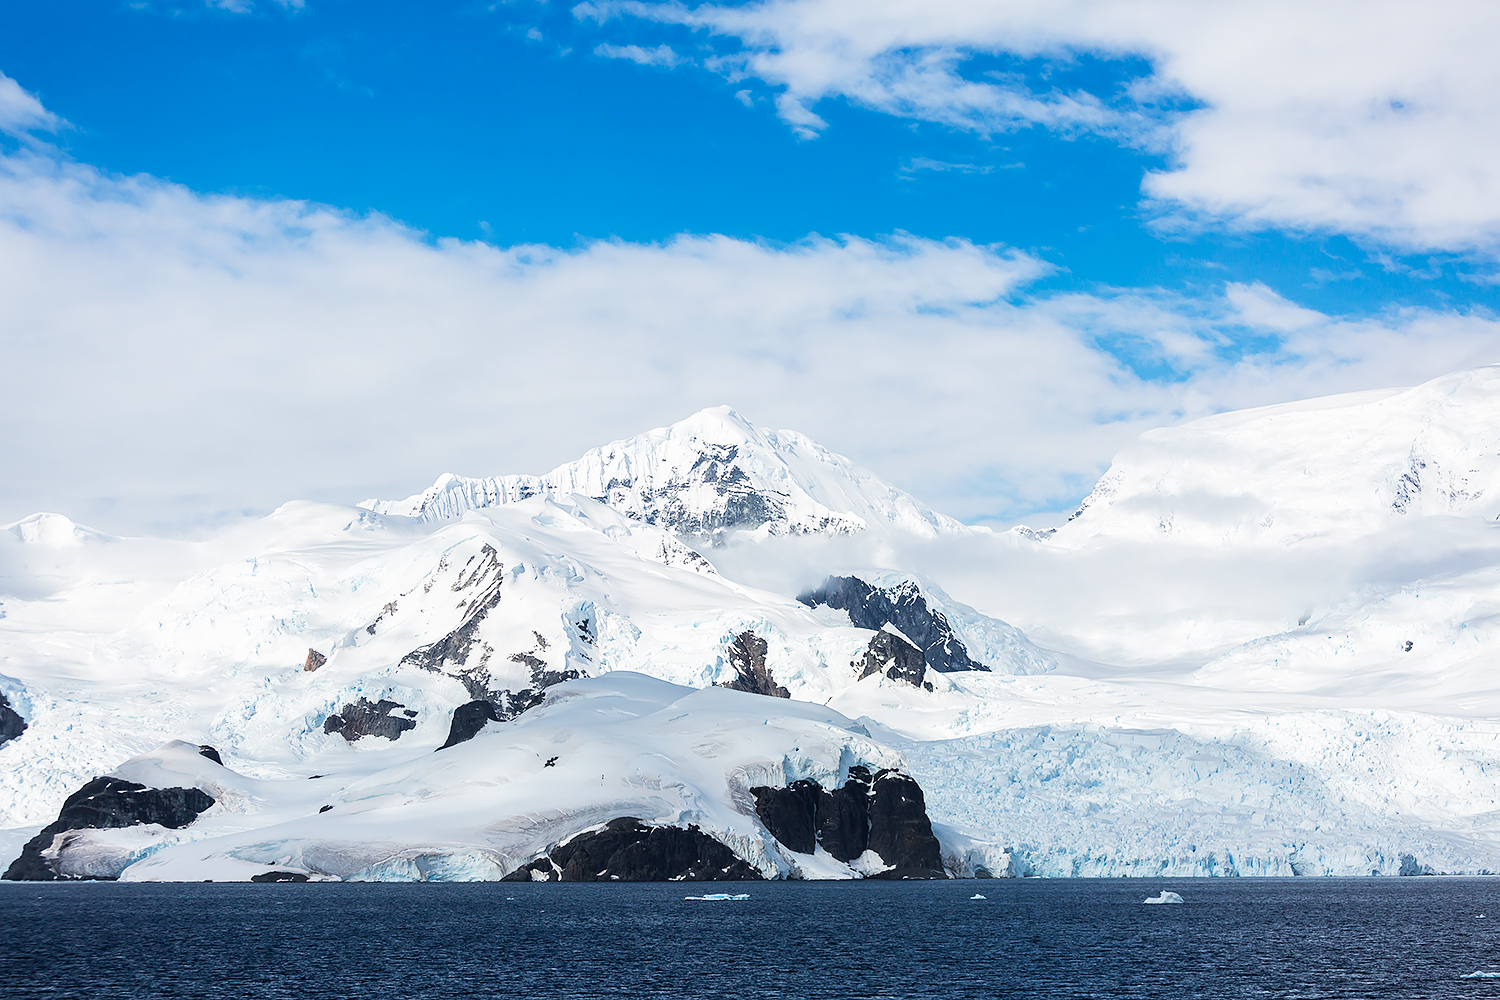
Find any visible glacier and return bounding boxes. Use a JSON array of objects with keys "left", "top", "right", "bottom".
[{"left": 9, "top": 374, "right": 1500, "bottom": 878}]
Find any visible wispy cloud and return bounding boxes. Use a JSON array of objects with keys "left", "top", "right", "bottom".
[
  {"left": 593, "top": 42, "right": 684, "bottom": 67},
  {"left": 587, "top": 0, "right": 1500, "bottom": 255},
  {"left": 899, "top": 157, "right": 1014, "bottom": 178},
  {"left": 0, "top": 73, "right": 62, "bottom": 136}
]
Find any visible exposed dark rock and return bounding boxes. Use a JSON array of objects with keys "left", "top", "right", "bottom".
[
  {"left": 816, "top": 766, "right": 873, "bottom": 862},
  {"left": 439, "top": 700, "right": 502, "bottom": 750},
  {"left": 501, "top": 818, "right": 763, "bottom": 882},
  {"left": 0, "top": 692, "right": 26, "bottom": 747},
  {"left": 303, "top": 649, "right": 326, "bottom": 672},
  {"left": 323, "top": 698, "right": 418, "bottom": 742},
  {"left": 251, "top": 871, "right": 309, "bottom": 883},
  {"left": 401, "top": 544, "right": 504, "bottom": 678},
  {"left": 4, "top": 777, "right": 216, "bottom": 881},
  {"left": 400, "top": 547, "right": 582, "bottom": 721},
  {"left": 717, "top": 631, "right": 790, "bottom": 698},
  {"left": 196, "top": 745, "right": 223, "bottom": 765},
  {"left": 855, "top": 628, "right": 928, "bottom": 687},
  {"left": 750, "top": 766, "right": 945, "bottom": 879},
  {"left": 365, "top": 601, "right": 399, "bottom": 636},
  {"left": 751, "top": 780, "right": 823, "bottom": 854},
  {"left": 318, "top": 805, "right": 332, "bottom": 813},
  {"left": 865, "top": 771, "right": 946, "bottom": 879},
  {"left": 799, "top": 575, "right": 987, "bottom": 673}
]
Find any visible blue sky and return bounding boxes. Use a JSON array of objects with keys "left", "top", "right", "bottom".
[
  {"left": 7, "top": 1, "right": 1492, "bottom": 313},
  {"left": 2, "top": 1, "right": 1500, "bottom": 532}
]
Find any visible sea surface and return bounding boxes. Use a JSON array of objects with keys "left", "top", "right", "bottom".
[{"left": 4, "top": 877, "right": 1500, "bottom": 998}]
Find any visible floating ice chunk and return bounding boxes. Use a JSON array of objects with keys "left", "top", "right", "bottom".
[
  {"left": 684, "top": 893, "right": 750, "bottom": 900},
  {"left": 1463, "top": 972, "right": 1500, "bottom": 979},
  {"left": 1143, "top": 891, "right": 1184, "bottom": 904},
  {"left": 970, "top": 893, "right": 986, "bottom": 900}
]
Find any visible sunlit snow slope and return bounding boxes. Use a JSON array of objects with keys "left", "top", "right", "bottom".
[
  {"left": 9, "top": 373, "right": 1500, "bottom": 879},
  {"left": 361, "top": 406, "right": 963, "bottom": 541}
]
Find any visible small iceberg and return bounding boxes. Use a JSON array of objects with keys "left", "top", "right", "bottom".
[
  {"left": 970, "top": 894, "right": 987, "bottom": 900},
  {"left": 1463, "top": 971, "right": 1500, "bottom": 979},
  {"left": 684, "top": 893, "right": 750, "bottom": 900},
  {"left": 1143, "top": 891, "right": 1184, "bottom": 905}
]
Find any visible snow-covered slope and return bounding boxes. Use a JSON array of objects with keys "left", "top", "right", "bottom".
[
  {"left": 1058, "top": 366, "right": 1500, "bottom": 548},
  {"left": 12, "top": 384, "right": 1500, "bottom": 879},
  {"left": 43, "top": 676, "right": 913, "bottom": 883},
  {"left": 361, "top": 406, "right": 964, "bottom": 542}
]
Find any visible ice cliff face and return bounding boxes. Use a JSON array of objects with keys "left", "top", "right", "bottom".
[{"left": 360, "top": 406, "right": 964, "bottom": 543}]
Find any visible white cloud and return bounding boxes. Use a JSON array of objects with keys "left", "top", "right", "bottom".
[
  {"left": 0, "top": 72, "right": 61, "bottom": 136},
  {"left": 2, "top": 146, "right": 1498, "bottom": 535},
  {"left": 593, "top": 42, "right": 684, "bottom": 67},
  {"left": 900, "top": 157, "right": 996, "bottom": 177},
  {"left": 591, "top": 0, "right": 1500, "bottom": 253}
]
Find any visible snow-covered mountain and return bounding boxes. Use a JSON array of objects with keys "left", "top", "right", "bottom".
[
  {"left": 1059, "top": 366, "right": 1500, "bottom": 548},
  {"left": 10, "top": 378, "right": 1500, "bottom": 881},
  {"left": 361, "top": 406, "right": 964, "bottom": 542}
]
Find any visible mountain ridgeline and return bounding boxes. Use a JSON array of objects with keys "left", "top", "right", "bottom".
[{"left": 13, "top": 374, "right": 1500, "bottom": 881}]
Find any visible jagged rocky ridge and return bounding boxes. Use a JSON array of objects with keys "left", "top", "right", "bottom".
[
  {"left": 716, "top": 632, "right": 790, "bottom": 698},
  {"left": 855, "top": 627, "right": 930, "bottom": 689},
  {"left": 361, "top": 406, "right": 963, "bottom": 542},
  {"left": 800, "top": 575, "right": 986, "bottom": 673}
]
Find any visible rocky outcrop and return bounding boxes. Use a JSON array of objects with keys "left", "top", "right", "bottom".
[
  {"left": 323, "top": 698, "right": 418, "bottom": 742},
  {"left": 303, "top": 649, "right": 326, "bottom": 672},
  {"left": 400, "top": 544, "right": 505, "bottom": 680},
  {"left": 717, "top": 632, "right": 790, "bottom": 698},
  {"left": 439, "top": 700, "right": 501, "bottom": 750},
  {"left": 251, "top": 870, "right": 309, "bottom": 883},
  {"left": 864, "top": 771, "right": 946, "bottom": 878},
  {"left": 856, "top": 627, "right": 929, "bottom": 688},
  {"left": 196, "top": 745, "right": 223, "bottom": 765},
  {"left": 502, "top": 818, "right": 764, "bottom": 882},
  {"left": 4, "top": 777, "right": 216, "bottom": 881},
  {"left": 0, "top": 692, "right": 25, "bottom": 747},
  {"left": 751, "top": 766, "right": 946, "bottom": 879},
  {"left": 800, "top": 575, "right": 987, "bottom": 672},
  {"left": 400, "top": 545, "right": 583, "bottom": 718}
]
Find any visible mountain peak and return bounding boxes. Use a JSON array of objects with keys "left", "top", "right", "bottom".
[{"left": 362, "top": 409, "right": 963, "bottom": 541}]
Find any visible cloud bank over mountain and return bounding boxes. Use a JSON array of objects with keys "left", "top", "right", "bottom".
[{"left": 2, "top": 136, "right": 1497, "bottom": 534}]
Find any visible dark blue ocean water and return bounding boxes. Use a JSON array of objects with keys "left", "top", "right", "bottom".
[{"left": 4, "top": 878, "right": 1500, "bottom": 998}]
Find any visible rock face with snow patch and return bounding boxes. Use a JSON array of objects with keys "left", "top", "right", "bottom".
[
  {"left": 717, "top": 632, "right": 789, "bottom": 698},
  {"left": 856, "top": 627, "right": 929, "bottom": 688},
  {"left": 802, "top": 575, "right": 985, "bottom": 673},
  {"left": 751, "top": 766, "right": 945, "bottom": 878},
  {"left": 501, "top": 818, "right": 764, "bottom": 882},
  {"left": 440, "top": 700, "right": 502, "bottom": 750},
  {"left": 395, "top": 541, "right": 585, "bottom": 717},
  {"left": 0, "top": 692, "right": 24, "bottom": 747},
  {"left": 323, "top": 698, "right": 418, "bottom": 742},
  {"left": 362, "top": 407, "right": 963, "bottom": 543},
  {"left": 4, "top": 777, "right": 215, "bottom": 880}
]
